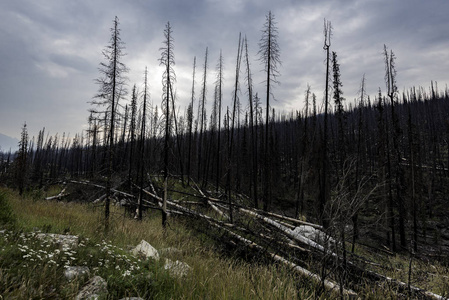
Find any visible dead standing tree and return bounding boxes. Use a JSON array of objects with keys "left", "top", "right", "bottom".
[
  {"left": 384, "top": 45, "right": 406, "bottom": 249},
  {"left": 197, "top": 48, "right": 208, "bottom": 185},
  {"left": 226, "top": 33, "right": 243, "bottom": 223},
  {"left": 137, "top": 68, "right": 149, "bottom": 221},
  {"left": 244, "top": 36, "right": 259, "bottom": 209},
  {"left": 159, "top": 21, "right": 176, "bottom": 228},
  {"left": 215, "top": 51, "right": 224, "bottom": 192},
  {"left": 258, "top": 11, "right": 281, "bottom": 211},
  {"left": 186, "top": 57, "right": 196, "bottom": 185},
  {"left": 320, "top": 19, "right": 332, "bottom": 227},
  {"left": 92, "top": 16, "right": 128, "bottom": 232}
]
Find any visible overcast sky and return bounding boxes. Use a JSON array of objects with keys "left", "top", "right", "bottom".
[{"left": 1, "top": 0, "right": 448, "bottom": 142}]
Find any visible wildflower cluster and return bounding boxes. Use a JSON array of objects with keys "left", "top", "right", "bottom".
[
  {"left": 0, "top": 229, "right": 156, "bottom": 299},
  {"left": 2, "top": 231, "right": 61, "bottom": 269},
  {"left": 0, "top": 230, "right": 143, "bottom": 280},
  {"left": 88, "top": 239, "right": 142, "bottom": 278}
]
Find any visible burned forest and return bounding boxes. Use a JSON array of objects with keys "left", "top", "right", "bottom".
[{"left": 1, "top": 14, "right": 449, "bottom": 299}]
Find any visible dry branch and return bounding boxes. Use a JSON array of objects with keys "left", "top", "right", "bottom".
[
  {"left": 45, "top": 187, "right": 69, "bottom": 200},
  {"left": 191, "top": 181, "right": 229, "bottom": 220},
  {"left": 70, "top": 180, "right": 135, "bottom": 198}
]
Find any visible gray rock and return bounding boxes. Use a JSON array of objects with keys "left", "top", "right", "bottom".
[
  {"left": 131, "top": 240, "right": 160, "bottom": 261},
  {"left": 75, "top": 276, "right": 107, "bottom": 300},
  {"left": 164, "top": 258, "right": 191, "bottom": 277},
  {"left": 64, "top": 266, "right": 89, "bottom": 281}
]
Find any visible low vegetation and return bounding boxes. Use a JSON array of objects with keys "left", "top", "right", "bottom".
[
  {"left": 0, "top": 187, "right": 309, "bottom": 299},
  {"left": 1, "top": 187, "right": 448, "bottom": 299}
]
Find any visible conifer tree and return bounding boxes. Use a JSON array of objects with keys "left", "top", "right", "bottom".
[
  {"left": 92, "top": 16, "right": 128, "bottom": 231},
  {"left": 16, "top": 123, "right": 29, "bottom": 196},
  {"left": 159, "top": 21, "right": 176, "bottom": 227},
  {"left": 258, "top": 11, "right": 281, "bottom": 211}
]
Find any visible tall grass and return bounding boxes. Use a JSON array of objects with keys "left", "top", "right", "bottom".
[
  {"left": 3, "top": 187, "right": 447, "bottom": 298},
  {"left": 0, "top": 187, "right": 309, "bottom": 299}
]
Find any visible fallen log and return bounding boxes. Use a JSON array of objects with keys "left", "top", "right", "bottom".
[
  {"left": 160, "top": 195, "right": 352, "bottom": 296},
  {"left": 45, "top": 187, "right": 69, "bottom": 200},
  {"left": 133, "top": 182, "right": 446, "bottom": 300},
  {"left": 187, "top": 182, "right": 323, "bottom": 229},
  {"left": 171, "top": 200, "right": 205, "bottom": 205},
  {"left": 239, "top": 208, "right": 329, "bottom": 254},
  {"left": 70, "top": 180, "right": 135, "bottom": 198},
  {"left": 209, "top": 219, "right": 357, "bottom": 298},
  {"left": 256, "top": 209, "right": 324, "bottom": 230},
  {"left": 191, "top": 182, "right": 229, "bottom": 220},
  {"left": 93, "top": 193, "right": 107, "bottom": 204}
]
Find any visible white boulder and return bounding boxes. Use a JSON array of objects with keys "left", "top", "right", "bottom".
[
  {"left": 164, "top": 258, "right": 191, "bottom": 277},
  {"left": 131, "top": 240, "right": 160, "bottom": 261}
]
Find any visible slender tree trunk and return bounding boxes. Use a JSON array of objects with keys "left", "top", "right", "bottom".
[
  {"left": 187, "top": 57, "right": 196, "bottom": 185},
  {"left": 320, "top": 20, "right": 332, "bottom": 227},
  {"left": 244, "top": 37, "right": 258, "bottom": 208},
  {"left": 138, "top": 68, "right": 148, "bottom": 221},
  {"left": 263, "top": 20, "right": 272, "bottom": 212},
  {"left": 105, "top": 22, "right": 119, "bottom": 232},
  {"left": 216, "top": 51, "right": 223, "bottom": 192},
  {"left": 408, "top": 105, "right": 418, "bottom": 252},
  {"left": 226, "top": 33, "right": 243, "bottom": 223},
  {"left": 198, "top": 48, "right": 208, "bottom": 184},
  {"left": 352, "top": 75, "right": 365, "bottom": 252}
]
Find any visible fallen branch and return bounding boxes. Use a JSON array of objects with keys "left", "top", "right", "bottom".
[
  {"left": 191, "top": 181, "right": 229, "bottom": 220},
  {"left": 45, "top": 187, "right": 69, "bottom": 200},
  {"left": 70, "top": 180, "right": 135, "bottom": 198},
  {"left": 256, "top": 209, "right": 324, "bottom": 230}
]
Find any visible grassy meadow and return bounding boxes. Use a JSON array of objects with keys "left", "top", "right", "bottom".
[{"left": 1, "top": 186, "right": 448, "bottom": 299}]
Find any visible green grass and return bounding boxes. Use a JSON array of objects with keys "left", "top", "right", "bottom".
[
  {"left": 350, "top": 243, "right": 449, "bottom": 297},
  {"left": 1, "top": 186, "right": 448, "bottom": 299},
  {"left": 0, "top": 187, "right": 305, "bottom": 299}
]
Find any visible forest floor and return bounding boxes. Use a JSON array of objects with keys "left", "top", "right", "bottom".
[{"left": 1, "top": 185, "right": 448, "bottom": 299}]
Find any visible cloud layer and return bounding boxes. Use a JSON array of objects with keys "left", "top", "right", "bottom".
[{"left": 1, "top": 0, "right": 448, "bottom": 140}]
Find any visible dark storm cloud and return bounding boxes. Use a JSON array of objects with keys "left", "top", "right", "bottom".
[{"left": 1, "top": 0, "right": 448, "bottom": 142}]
